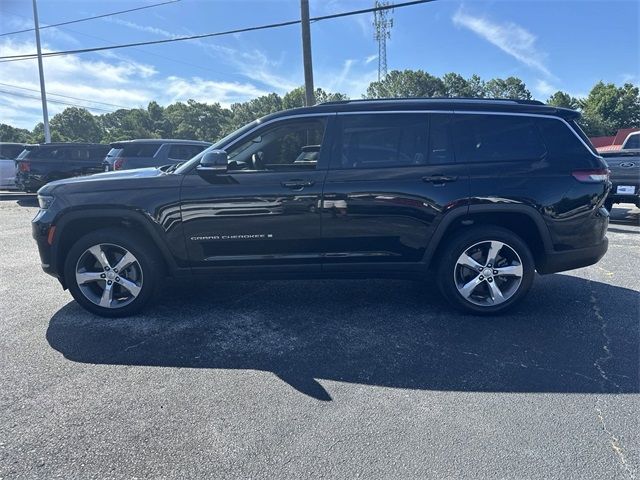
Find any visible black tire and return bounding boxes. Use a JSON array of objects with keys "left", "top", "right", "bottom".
[
  {"left": 436, "top": 226, "right": 535, "bottom": 315},
  {"left": 63, "top": 228, "right": 163, "bottom": 317},
  {"left": 604, "top": 199, "right": 614, "bottom": 212}
]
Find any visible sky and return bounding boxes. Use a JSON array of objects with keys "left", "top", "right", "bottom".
[{"left": 0, "top": 0, "right": 638, "bottom": 129}]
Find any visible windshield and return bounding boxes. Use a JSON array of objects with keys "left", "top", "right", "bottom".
[{"left": 174, "top": 120, "right": 259, "bottom": 174}]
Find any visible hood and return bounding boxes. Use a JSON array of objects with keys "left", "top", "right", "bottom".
[{"left": 38, "top": 167, "right": 166, "bottom": 195}]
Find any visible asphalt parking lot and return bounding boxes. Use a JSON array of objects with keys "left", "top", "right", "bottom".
[{"left": 1, "top": 198, "right": 638, "bottom": 479}]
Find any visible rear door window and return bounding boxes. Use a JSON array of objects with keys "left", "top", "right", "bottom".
[
  {"left": 452, "top": 114, "right": 546, "bottom": 163},
  {"left": 332, "top": 113, "right": 429, "bottom": 169}
]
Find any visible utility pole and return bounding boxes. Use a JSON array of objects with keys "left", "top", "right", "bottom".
[
  {"left": 32, "top": 0, "right": 51, "bottom": 143},
  {"left": 300, "top": 0, "right": 315, "bottom": 107}
]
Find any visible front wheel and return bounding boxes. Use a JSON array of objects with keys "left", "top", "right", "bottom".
[
  {"left": 436, "top": 226, "right": 535, "bottom": 315},
  {"left": 64, "top": 228, "right": 163, "bottom": 317}
]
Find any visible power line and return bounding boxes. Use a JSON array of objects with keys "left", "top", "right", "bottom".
[
  {"left": 0, "top": 0, "right": 435, "bottom": 62},
  {"left": 0, "top": 89, "right": 114, "bottom": 113},
  {"left": 2, "top": 9, "right": 231, "bottom": 77},
  {"left": 0, "top": 0, "right": 181, "bottom": 37},
  {"left": 0, "top": 82, "right": 132, "bottom": 109}
]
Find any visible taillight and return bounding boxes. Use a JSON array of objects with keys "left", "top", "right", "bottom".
[
  {"left": 18, "top": 161, "right": 30, "bottom": 172},
  {"left": 572, "top": 169, "right": 609, "bottom": 183},
  {"left": 113, "top": 158, "right": 124, "bottom": 170}
]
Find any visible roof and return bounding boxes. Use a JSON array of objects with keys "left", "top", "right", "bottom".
[
  {"left": 613, "top": 128, "right": 639, "bottom": 145},
  {"left": 110, "top": 139, "right": 212, "bottom": 145},
  {"left": 26, "top": 142, "right": 107, "bottom": 148},
  {"left": 0, "top": 142, "right": 27, "bottom": 147},
  {"left": 259, "top": 97, "right": 581, "bottom": 122},
  {"left": 592, "top": 127, "right": 640, "bottom": 152}
]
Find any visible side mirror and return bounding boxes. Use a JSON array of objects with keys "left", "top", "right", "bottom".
[{"left": 197, "top": 149, "right": 228, "bottom": 173}]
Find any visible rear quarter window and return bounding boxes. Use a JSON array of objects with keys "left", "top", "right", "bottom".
[
  {"left": 536, "top": 118, "right": 600, "bottom": 168},
  {"left": 452, "top": 114, "right": 546, "bottom": 163}
]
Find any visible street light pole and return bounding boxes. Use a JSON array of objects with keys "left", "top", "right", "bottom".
[
  {"left": 300, "top": 0, "right": 315, "bottom": 107},
  {"left": 32, "top": 0, "right": 51, "bottom": 143}
]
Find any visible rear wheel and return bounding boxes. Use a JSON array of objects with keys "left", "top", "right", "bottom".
[
  {"left": 64, "top": 228, "right": 163, "bottom": 317},
  {"left": 436, "top": 226, "right": 535, "bottom": 315}
]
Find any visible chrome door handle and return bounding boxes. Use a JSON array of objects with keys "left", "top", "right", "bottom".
[
  {"left": 281, "top": 180, "right": 315, "bottom": 189},
  {"left": 422, "top": 175, "right": 458, "bottom": 185}
]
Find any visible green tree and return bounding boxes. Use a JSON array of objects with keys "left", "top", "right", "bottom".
[
  {"left": 484, "top": 77, "right": 532, "bottom": 100},
  {"left": 365, "top": 69, "right": 446, "bottom": 99},
  {"left": 49, "top": 107, "right": 103, "bottom": 142},
  {"left": 547, "top": 91, "right": 578, "bottom": 109},
  {"left": 0, "top": 124, "right": 31, "bottom": 143},
  {"left": 281, "top": 86, "right": 348, "bottom": 109},
  {"left": 229, "top": 93, "right": 283, "bottom": 130},
  {"left": 164, "top": 100, "right": 232, "bottom": 141},
  {"left": 579, "top": 82, "right": 640, "bottom": 136}
]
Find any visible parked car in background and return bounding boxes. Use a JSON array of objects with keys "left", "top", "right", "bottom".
[
  {"left": 0, "top": 142, "right": 27, "bottom": 190},
  {"left": 602, "top": 149, "right": 640, "bottom": 210},
  {"left": 621, "top": 131, "right": 640, "bottom": 150},
  {"left": 102, "top": 139, "right": 211, "bottom": 171},
  {"left": 32, "top": 98, "right": 610, "bottom": 317},
  {"left": 15, "top": 143, "right": 109, "bottom": 192}
]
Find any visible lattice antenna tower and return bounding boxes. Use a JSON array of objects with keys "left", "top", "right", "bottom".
[{"left": 373, "top": 0, "right": 393, "bottom": 81}]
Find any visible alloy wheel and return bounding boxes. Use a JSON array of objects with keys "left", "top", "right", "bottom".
[
  {"left": 75, "top": 243, "right": 143, "bottom": 309},
  {"left": 453, "top": 240, "right": 524, "bottom": 307}
]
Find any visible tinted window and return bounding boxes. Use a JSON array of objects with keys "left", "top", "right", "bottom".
[
  {"left": 0, "top": 145, "right": 25, "bottom": 159},
  {"left": 334, "top": 114, "right": 428, "bottom": 169},
  {"left": 105, "top": 148, "right": 123, "bottom": 160},
  {"left": 227, "top": 118, "right": 326, "bottom": 171},
  {"left": 168, "top": 144, "right": 206, "bottom": 160},
  {"left": 120, "top": 143, "right": 161, "bottom": 158},
  {"left": 624, "top": 133, "right": 640, "bottom": 149},
  {"left": 428, "top": 114, "right": 455, "bottom": 164},
  {"left": 452, "top": 114, "right": 545, "bottom": 163},
  {"left": 537, "top": 118, "right": 598, "bottom": 168},
  {"left": 89, "top": 146, "right": 110, "bottom": 160},
  {"left": 31, "top": 147, "right": 64, "bottom": 159}
]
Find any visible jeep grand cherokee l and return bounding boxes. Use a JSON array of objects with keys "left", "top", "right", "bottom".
[{"left": 32, "top": 99, "right": 610, "bottom": 317}]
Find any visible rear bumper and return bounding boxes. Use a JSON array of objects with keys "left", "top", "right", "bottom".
[
  {"left": 607, "top": 193, "right": 640, "bottom": 206},
  {"left": 15, "top": 173, "right": 45, "bottom": 192},
  {"left": 536, "top": 237, "right": 608, "bottom": 274}
]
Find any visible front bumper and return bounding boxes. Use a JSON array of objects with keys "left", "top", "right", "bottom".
[
  {"left": 32, "top": 210, "right": 60, "bottom": 281},
  {"left": 536, "top": 237, "right": 609, "bottom": 274}
]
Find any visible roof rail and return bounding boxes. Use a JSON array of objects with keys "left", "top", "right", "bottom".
[{"left": 318, "top": 97, "right": 545, "bottom": 106}]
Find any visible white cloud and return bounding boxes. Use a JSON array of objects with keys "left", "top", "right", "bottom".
[
  {"left": 452, "top": 9, "right": 552, "bottom": 77},
  {"left": 0, "top": 38, "right": 276, "bottom": 128},
  {"left": 535, "top": 79, "right": 557, "bottom": 97},
  {"left": 164, "top": 76, "right": 269, "bottom": 104},
  {"left": 365, "top": 54, "right": 378, "bottom": 65}
]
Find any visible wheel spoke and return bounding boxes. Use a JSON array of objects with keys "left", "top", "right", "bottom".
[
  {"left": 113, "top": 251, "right": 136, "bottom": 273},
  {"left": 76, "top": 271, "right": 103, "bottom": 285},
  {"left": 88, "top": 245, "right": 111, "bottom": 269},
  {"left": 99, "top": 282, "right": 114, "bottom": 308},
  {"left": 485, "top": 241, "right": 504, "bottom": 267},
  {"left": 118, "top": 277, "right": 141, "bottom": 297},
  {"left": 457, "top": 253, "right": 484, "bottom": 271},
  {"left": 494, "top": 264, "right": 523, "bottom": 277},
  {"left": 459, "top": 275, "right": 484, "bottom": 298},
  {"left": 487, "top": 280, "right": 506, "bottom": 304}
]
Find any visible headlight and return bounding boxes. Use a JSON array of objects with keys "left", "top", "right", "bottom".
[{"left": 38, "top": 195, "right": 55, "bottom": 210}]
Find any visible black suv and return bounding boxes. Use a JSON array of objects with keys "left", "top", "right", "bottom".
[
  {"left": 32, "top": 99, "right": 610, "bottom": 317},
  {"left": 15, "top": 143, "right": 109, "bottom": 192}
]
